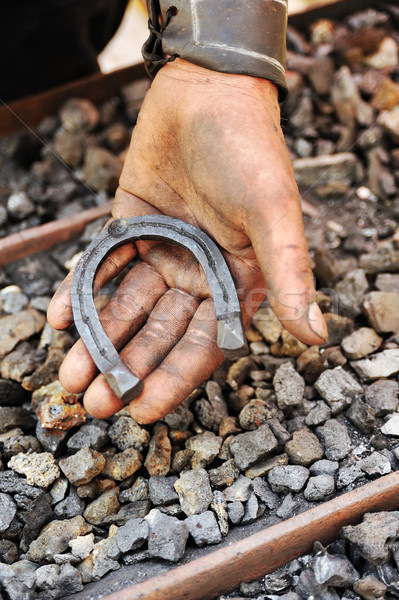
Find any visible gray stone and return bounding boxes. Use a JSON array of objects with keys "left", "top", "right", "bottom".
[
  {"left": 102, "top": 500, "right": 151, "bottom": 525},
  {"left": 35, "top": 564, "right": 60, "bottom": 591},
  {"left": 50, "top": 478, "right": 68, "bottom": 504},
  {"left": 66, "top": 425, "right": 109, "bottom": 451},
  {"left": 324, "top": 313, "right": 355, "bottom": 347},
  {"left": 83, "top": 488, "right": 120, "bottom": 525},
  {"left": 22, "top": 493, "right": 53, "bottom": 547},
  {"left": 240, "top": 579, "right": 264, "bottom": 596},
  {"left": 268, "top": 465, "right": 310, "bottom": 494},
  {"left": 336, "top": 464, "right": 364, "bottom": 489},
  {"left": 273, "top": 362, "right": 305, "bottom": 409},
  {"left": 158, "top": 503, "right": 183, "bottom": 518},
  {"left": 359, "top": 452, "right": 392, "bottom": 476},
  {"left": 108, "top": 416, "right": 150, "bottom": 451},
  {"left": 275, "top": 493, "right": 305, "bottom": 519},
  {"left": 296, "top": 568, "right": 330, "bottom": 599},
  {"left": 148, "top": 476, "right": 178, "bottom": 506},
  {"left": 359, "top": 248, "right": 399, "bottom": 274},
  {"left": 305, "top": 401, "right": 332, "bottom": 427},
  {"left": 0, "top": 574, "right": 34, "bottom": 600},
  {"left": 8, "top": 452, "right": 60, "bottom": 487},
  {"left": 336, "top": 269, "right": 369, "bottom": 318},
  {"left": 103, "top": 448, "right": 143, "bottom": 481},
  {"left": 252, "top": 478, "right": 279, "bottom": 509},
  {"left": 56, "top": 563, "right": 83, "bottom": 596},
  {"left": 310, "top": 460, "right": 339, "bottom": 477},
  {"left": 60, "top": 98, "right": 100, "bottom": 133},
  {"left": 0, "top": 287, "right": 29, "bottom": 315},
  {"left": 238, "top": 399, "right": 271, "bottom": 430},
  {"left": 244, "top": 453, "right": 289, "bottom": 479},
  {"left": 0, "top": 493, "right": 16, "bottom": 532},
  {"left": 78, "top": 539, "right": 119, "bottom": 582},
  {"left": 285, "top": 428, "right": 324, "bottom": 466},
  {"left": 381, "top": 413, "right": 399, "bottom": 436},
  {"left": 162, "top": 404, "right": 193, "bottom": 430},
  {"left": 351, "top": 349, "right": 399, "bottom": 381},
  {"left": 211, "top": 490, "right": 229, "bottom": 536},
  {"left": 7, "top": 191, "right": 35, "bottom": 219},
  {"left": 174, "top": 469, "right": 213, "bottom": 516},
  {"left": 53, "top": 487, "right": 85, "bottom": 519},
  {"left": 119, "top": 477, "right": 149, "bottom": 503},
  {"left": 241, "top": 492, "right": 265, "bottom": 524},
  {"left": 145, "top": 509, "right": 189, "bottom": 562},
  {"left": 208, "top": 460, "right": 240, "bottom": 489},
  {"left": 0, "top": 539, "right": 18, "bottom": 564},
  {"left": 227, "top": 501, "right": 244, "bottom": 524},
  {"left": 205, "top": 380, "right": 229, "bottom": 427},
  {"left": 9, "top": 560, "right": 37, "bottom": 589},
  {"left": 116, "top": 518, "right": 149, "bottom": 554},
  {"left": 303, "top": 475, "right": 335, "bottom": 501},
  {"left": 267, "top": 418, "right": 291, "bottom": 445},
  {"left": 69, "top": 533, "right": 95, "bottom": 559},
  {"left": 346, "top": 397, "right": 376, "bottom": 434},
  {"left": 171, "top": 449, "right": 195, "bottom": 473},
  {"left": 316, "top": 419, "right": 352, "bottom": 461},
  {"left": 35, "top": 422, "right": 68, "bottom": 457},
  {"left": 29, "top": 516, "right": 92, "bottom": 562},
  {"left": 0, "top": 310, "right": 46, "bottom": 359},
  {"left": 313, "top": 551, "right": 359, "bottom": 586},
  {"left": 143, "top": 423, "right": 171, "bottom": 476},
  {"left": 1, "top": 342, "right": 45, "bottom": 381},
  {"left": 185, "top": 511, "right": 221, "bottom": 546},
  {"left": 365, "top": 380, "right": 399, "bottom": 416},
  {"left": 363, "top": 291, "right": 399, "bottom": 333},
  {"left": 230, "top": 424, "right": 278, "bottom": 470},
  {"left": 59, "top": 447, "right": 105, "bottom": 486},
  {"left": 185, "top": 432, "right": 222, "bottom": 469},
  {"left": 0, "top": 406, "right": 36, "bottom": 434},
  {"left": 314, "top": 367, "right": 363, "bottom": 415},
  {"left": 342, "top": 511, "right": 399, "bottom": 564},
  {"left": 293, "top": 152, "right": 360, "bottom": 196},
  {"left": 223, "top": 475, "right": 253, "bottom": 502},
  {"left": 353, "top": 575, "right": 387, "bottom": 600},
  {"left": 0, "top": 379, "right": 27, "bottom": 408},
  {"left": 341, "top": 328, "right": 382, "bottom": 360},
  {"left": 376, "top": 273, "right": 399, "bottom": 292}
]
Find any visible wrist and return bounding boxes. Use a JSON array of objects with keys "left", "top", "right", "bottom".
[{"left": 160, "top": 57, "right": 279, "bottom": 104}]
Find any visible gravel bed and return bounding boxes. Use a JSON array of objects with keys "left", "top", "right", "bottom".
[
  {"left": 218, "top": 510, "right": 399, "bottom": 599},
  {"left": 1, "top": 5, "right": 399, "bottom": 600}
]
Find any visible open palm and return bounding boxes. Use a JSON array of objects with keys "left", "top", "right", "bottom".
[{"left": 47, "top": 59, "right": 326, "bottom": 424}]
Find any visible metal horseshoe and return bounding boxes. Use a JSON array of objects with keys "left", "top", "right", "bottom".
[{"left": 71, "top": 215, "right": 248, "bottom": 404}]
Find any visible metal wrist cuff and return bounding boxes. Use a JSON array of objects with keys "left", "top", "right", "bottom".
[{"left": 142, "top": 0, "right": 288, "bottom": 101}]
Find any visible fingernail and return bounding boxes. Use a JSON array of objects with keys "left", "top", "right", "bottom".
[{"left": 307, "top": 301, "right": 328, "bottom": 342}]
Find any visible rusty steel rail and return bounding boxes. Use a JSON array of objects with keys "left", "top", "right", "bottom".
[
  {"left": 0, "top": 63, "right": 147, "bottom": 136},
  {"left": 102, "top": 474, "right": 399, "bottom": 600},
  {"left": 0, "top": 202, "right": 112, "bottom": 267}
]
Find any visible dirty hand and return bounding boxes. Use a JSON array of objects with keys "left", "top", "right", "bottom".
[{"left": 47, "top": 58, "right": 327, "bottom": 424}]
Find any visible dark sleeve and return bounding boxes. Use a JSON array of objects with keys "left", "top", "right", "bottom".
[{"left": 142, "top": 0, "right": 288, "bottom": 101}]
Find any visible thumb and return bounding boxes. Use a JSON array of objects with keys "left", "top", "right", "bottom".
[{"left": 245, "top": 188, "right": 327, "bottom": 346}]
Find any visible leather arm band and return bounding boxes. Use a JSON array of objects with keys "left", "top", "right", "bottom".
[{"left": 142, "top": 0, "right": 288, "bottom": 101}]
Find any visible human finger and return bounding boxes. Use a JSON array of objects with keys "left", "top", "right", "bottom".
[
  {"left": 245, "top": 181, "right": 327, "bottom": 345},
  {"left": 81, "top": 288, "right": 200, "bottom": 418},
  {"left": 59, "top": 260, "right": 168, "bottom": 392},
  {"left": 47, "top": 241, "right": 137, "bottom": 330},
  {"left": 127, "top": 298, "right": 226, "bottom": 424}
]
